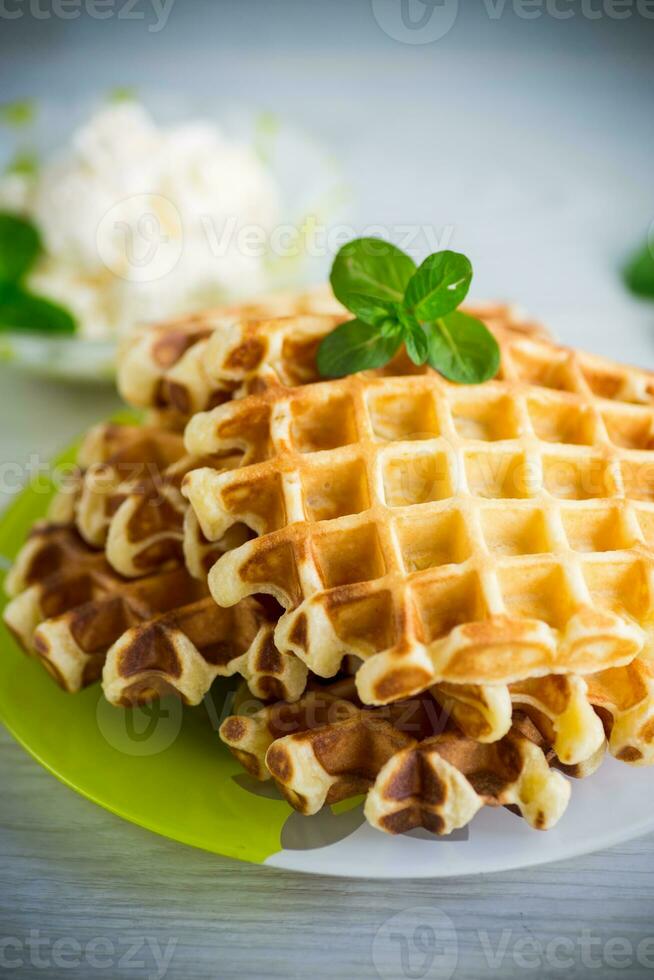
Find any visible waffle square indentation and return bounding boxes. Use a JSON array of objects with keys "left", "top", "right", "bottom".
[
  {"left": 302, "top": 457, "right": 370, "bottom": 521},
  {"left": 396, "top": 510, "right": 471, "bottom": 573},
  {"left": 527, "top": 396, "right": 597, "bottom": 446},
  {"left": 450, "top": 393, "right": 521, "bottom": 442},
  {"left": 602, "top": 408, "right": 654, "bottom": 450},
  {"left": 542, "top": 454, "right": 612, "bottom": 500},
  {"left": 498, "top": 563, "right": 573, "bottom": 629},
  {"left": 367, "top": 389, "right": 439, "bottom": 442},
  {"left": 382, "top": 450, "right": 454, "bottom": 507},
  {"left": 621, "top": 460, "right": 654, "bottom": 502},
  {"left": 464, "top": 450, "right": 534, "bottom": 499},
  {"left": 411, "top": 571, "right": 485, "bottom": 643},
  {"left": 583, "top": 366, "right": 654, "bottom": 404},
  {"left": 509, "top": 347, "right": 577, "bottom": 392},
  {"left": 221, "top": 469, "right": 287, "bottom": 532},
  {"left": 561, "top": 507, "right": 633, "bottom": 553},
  {"left": 582, "top": 558, "right": 651, "bottom": 619},
  {"left": 313, "top": 523, "right": 386, "bottom": 588},
  {"left": 291, "top": 393, "right": 358, "bottom": 452},
  {"left": 326, "top": 588, "right": 396, "bottom": 654},
  {"left": 480, "top": 505, "right": 552, "bottom": 556}
]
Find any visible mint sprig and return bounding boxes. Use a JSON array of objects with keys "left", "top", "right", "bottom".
[
  {"left": 0, "top": 212, "right": 41, "bottom": 284},
  {"left": 624, "top": 242, "right": 654, "bottom": 300},
  {"left": 318, "top": 237, "right": 499, "bottom": 384},
  {"left": 0, "top": 211, "right": 76, "bottom": 335}
]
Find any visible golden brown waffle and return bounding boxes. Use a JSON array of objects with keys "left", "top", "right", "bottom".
[
  {"left": 50, "top": 422, "right": 242, "bottom": 579},
  {"left": 435, "top": 659, "right": 654, "bottom": 766},
  {"left": 111, "top": 304, "right": 547, "bottom": 576},
  {"left": 112, "top": 304, "right": 544, "bottom": 573},
  {"left": 50, "top": 421, "right": 185, "bottom": 544},
  {"left": 117, "top": 287, "right": 346, "bottom": 417},
  {"left": 202, "top": 301, "right": 548, "bottom": 397},
  {"left": 118, "top": 301, "right": 546, "bottom": 423},
  {"left": 3, "top": 522, "right": 306, "bottom": 702},
  {"left": 219, "top": 678, "right": 571, "bottom": 835},
  {"left": 184, "top": 329, "right": 654, "bottom": 705},
  {"left": 432, "top": 677, "right": 602, "bottom": 765}
]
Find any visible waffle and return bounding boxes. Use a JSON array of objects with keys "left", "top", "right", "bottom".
[
  {"left": 219, "top": 678, "right": 572, "bottom": 835},
  {"left": 117, "top": 287, "right": 346, "bottom": 418},
  {"left": 184, "top": 327, "right": 654, "bottom": 705},
  {"left": 432, "top": 676, "right": 601, "bottom": 764},
  {"left": 112, "top": 304, "right": 545, "bottom": 573},
  {"left": 3, "top": 522, "right": 306, "bottom": 702},
  {"left": 203, "top": 301, "right": 548, "bottom": 394},
  {"left": 118, "top": 301, "right": 546, "bottom": 422},
  {"left": 436, "top": 659, "right": 654, "bottom": 766},
  {"left": 51, "top": 421, "right": 241, "bottom": 578}
]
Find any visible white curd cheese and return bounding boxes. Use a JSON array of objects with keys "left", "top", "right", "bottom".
[{"left": 0, "top": 102, "right": 282, "bottom": 339}]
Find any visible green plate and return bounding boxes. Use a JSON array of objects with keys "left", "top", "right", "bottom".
[{"left": 0, "top": 437, "right": 289, "bottom": 866}]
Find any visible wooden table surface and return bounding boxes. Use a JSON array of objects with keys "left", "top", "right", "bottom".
[
  {"left": 1, "top": 367, "right": 654, "bottom": 980},
  {"left": 3, "top": 725, "right": 654, "bottom": 980}
]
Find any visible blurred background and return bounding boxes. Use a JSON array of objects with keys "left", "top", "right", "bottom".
[{"left": 0, "top": 0, "right": 652, "bottom": 497}]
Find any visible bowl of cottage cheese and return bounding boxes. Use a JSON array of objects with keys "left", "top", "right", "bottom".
[{"left": 0, "top": 96, "right": 347, "bottom": 380}]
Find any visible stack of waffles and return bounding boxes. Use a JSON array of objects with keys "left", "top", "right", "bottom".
[{"left": 6, "top": 286, "right": 654, "bottom": 839}]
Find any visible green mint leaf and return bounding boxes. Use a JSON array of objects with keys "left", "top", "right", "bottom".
[
  {"left": 624, "top": 244, "right": 654, "bottom": 299},
  {"left": 404, "top": 322, "right": 429, "bottom": 365},
  {"left": 317, "top": 318, "right": 402, "bottom": 378},
  {"left": 0, "top": 284, "right": 76, "bottom": 335},
  {"left": 426, "top": 311, "right": 500, "bottom": 384},
  {"left": 0, "top": 212, "right": 41, "bottom": 283},
  {"left": 330, "top": 237, "right": 416, "bottom": 325},
  {"left": 404, "top": 250, "right": 472, "bottom": 320},
  {"left": 396, "top": 308, "right": 429, "bottom": 365},
  {"left": 379, "top": 314, "right": 404, "bottom": 338}
]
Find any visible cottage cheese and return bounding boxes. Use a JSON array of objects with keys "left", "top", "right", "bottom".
[{"left": 1, "top": 102, "right": 282, "bottom": 339}]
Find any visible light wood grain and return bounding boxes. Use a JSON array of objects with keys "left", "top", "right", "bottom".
[{"left": 2, "top": 727, "right": 654, "bottom": 980}]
